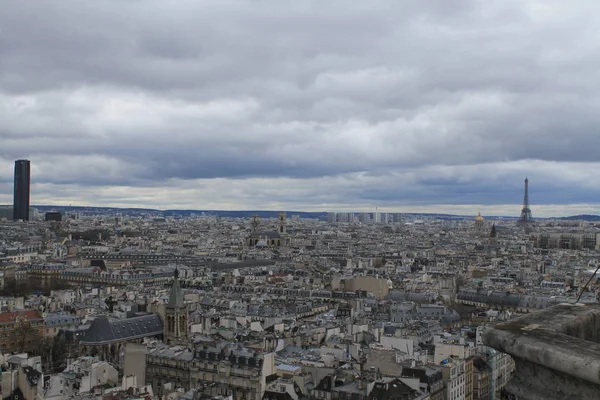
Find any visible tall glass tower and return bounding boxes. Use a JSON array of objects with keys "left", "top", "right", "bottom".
[{"left": 13, "top": 159, "right": 31, "bottom": 221}]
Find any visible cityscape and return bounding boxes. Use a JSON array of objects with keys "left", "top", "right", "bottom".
[
  {"left": 2, "top": 2, "right": 600, "bottom": 400},
  {"left": 0, "top": 158, "right": 598, "bottom": 400}
]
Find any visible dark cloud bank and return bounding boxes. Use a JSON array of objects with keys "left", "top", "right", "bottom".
[{"left": 1, "top": 0, "right": 600, "bottom": 215}]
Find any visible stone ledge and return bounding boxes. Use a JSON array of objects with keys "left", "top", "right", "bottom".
[{"left": 483, "top": 303, "right": 600, "bottom": 399}]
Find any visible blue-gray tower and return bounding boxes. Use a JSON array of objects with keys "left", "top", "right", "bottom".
[{"left": 13, "top": 160, "right": 31, "bottom": 221}]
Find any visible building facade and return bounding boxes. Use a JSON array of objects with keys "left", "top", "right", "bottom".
[
  {"left": 533, "top": 232, "right": 600, "bottom": 250},
  {"left": 0, "top": 310, "right": 44, "bottom": 353},
  {"left": 146, "top": 342, "right": 275, "bottom": 400}
]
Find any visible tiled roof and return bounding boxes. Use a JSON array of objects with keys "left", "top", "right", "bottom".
[{"left": 0, "top": 310, "right": 43, "bottom": 324}]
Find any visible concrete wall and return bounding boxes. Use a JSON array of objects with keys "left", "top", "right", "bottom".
[
  {"left": 17, "top": 368, "right": 36, "bottom": 400},
  {"left": 343, "top": 276, "right": 389, "bottom": 299},
  {"left": 1, "top": 370, "right": 17, "bottom": 399},
  {"left": 124, "top": 343, "right": 147, "bottom": 386},
  {"left": 483, "top": 303, "right": 600, "bottom": 399},
  {"left": 365, "top": 348, "right": 402, "bottom": 377},
  {"left": 379, "top": 336, "right": 415, "bottom": 356}
]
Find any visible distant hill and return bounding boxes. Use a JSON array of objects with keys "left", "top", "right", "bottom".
[
  {"left": 163, "top": 209, "right": 326, "bottom": 219},
  {"left": 33, "top": 205, "right": 162, "bottom": 217},
  {"left": 555, "top": 214, "right": 600, "bottom": 221},
  {"left": 14, "top": 205, "right": 599, "bottom": 221},
  {"left": 30, "top": 205, "right": 325, "bottom": 219}
]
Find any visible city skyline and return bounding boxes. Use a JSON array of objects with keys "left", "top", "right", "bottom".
[
  {"left": 5, "top": 199, "right": 600, "bottom": 219},
  {"left": 2, "top": 1, "right": 600, "bottom": 216}
]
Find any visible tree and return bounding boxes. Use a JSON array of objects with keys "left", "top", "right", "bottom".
[
  {"left": 455, "top": 275, "right": 468, "bottom": 292},
  {"left": 105, "top": 296, "right": 117, "bottom": 313},
  {"left": 10, "top": 322, "right": 42, "bottom": 354},
  {"left": 36, "top": 336, "right": 69, "bottom": 372},
  {"left": 37, "top": 337, "right": 54, "bottom": 370}
]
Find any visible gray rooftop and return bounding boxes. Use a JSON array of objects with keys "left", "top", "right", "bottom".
[{"left": 80, "top": 314, "right": 163, "bottom": 345}]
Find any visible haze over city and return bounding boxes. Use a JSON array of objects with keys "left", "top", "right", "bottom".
[{"left": 2, "top": 1, "right": 600, "bottom": 217}]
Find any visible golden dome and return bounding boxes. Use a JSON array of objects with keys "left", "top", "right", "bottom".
[{"left": 475, "top": 212, "right": 484, "bottom": 221}]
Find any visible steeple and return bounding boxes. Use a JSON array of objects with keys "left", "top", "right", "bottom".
[
  {"left": 167, "top": 268, "right": 184, "bottom": 309},
  {"left": 164, "top": 267, "right": 188, "bottom": 345},
  {"left": 490, "top": 223, "right": 497, "bottom": 238}
]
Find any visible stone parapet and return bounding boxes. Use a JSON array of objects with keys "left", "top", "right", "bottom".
[{"left": 483, "top": 303, "right": 600, "bottom": 399}]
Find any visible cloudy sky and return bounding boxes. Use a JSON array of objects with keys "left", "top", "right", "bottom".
[{"left": 1, "top": 0, "right": 599, "bottom": 216}]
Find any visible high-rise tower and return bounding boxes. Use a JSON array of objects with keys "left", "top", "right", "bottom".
[
  {"left": 518, "top": 177, "right": 533, "bottom": 224},
  {"left": 13, "top": 160, "right": 31, "bottom": 221}
]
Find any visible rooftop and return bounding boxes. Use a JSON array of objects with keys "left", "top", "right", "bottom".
[
  {"left": 0, "top": 310, "right": 43, "bottom": 324},
  {"left": 80, "top": 314, "right": 163, "bottom": 345},
  {"left": 483, "top": 303, "right": 600, "bottom": 399}
]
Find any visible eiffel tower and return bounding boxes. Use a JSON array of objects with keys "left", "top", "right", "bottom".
[{"left": 518, "top": 177, "right": 533, "bottom": 225}]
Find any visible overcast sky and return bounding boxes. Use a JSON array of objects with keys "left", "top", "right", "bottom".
[{"left": 1, "top": 0, "right": 599, "bottom": 216}]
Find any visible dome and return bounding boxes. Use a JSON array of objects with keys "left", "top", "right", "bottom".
[{"left": 475, "top": 212, "right": 484, "bottom": 221}]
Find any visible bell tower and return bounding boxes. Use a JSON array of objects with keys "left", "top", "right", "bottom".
[
  {"left": 278, "top": 212, "right": 287, "bottom": 235},
  {"left": 251, "top": 215, "right": 260, "bottom": 232},
  {"left": 279, "top": 212, "right": 289, "bottom": 246},
  {"left": 164, "top": 268, "right": 188, "bottom": 345}
]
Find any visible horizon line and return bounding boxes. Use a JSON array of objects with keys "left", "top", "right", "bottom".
[{"left": 1, "top": 204, "right": 598, "bottom": 219}]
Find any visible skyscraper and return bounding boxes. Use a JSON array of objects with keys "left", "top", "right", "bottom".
[{"left": 13, "top": 159, "right": 31, "bottom": 221}]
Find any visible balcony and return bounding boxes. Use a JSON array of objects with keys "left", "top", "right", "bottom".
[{"left": 483, "top": 303, "right": 600, "bottom": 399}]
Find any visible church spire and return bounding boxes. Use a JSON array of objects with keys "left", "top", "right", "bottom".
[
  {"left": 167, "top": 268, "right": 184, "bottom": 309},
  {"left": 164, "top": 267, "right": 188, "bottom": 345}
]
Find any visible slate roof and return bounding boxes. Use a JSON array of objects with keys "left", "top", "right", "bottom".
[
  {"left": 21, "top": 366, "right": 41, "bottom": 387},
  {"left": 148, "top": 345, "right": 194, "bottom": 360},
  {"left": 367, "top": 378, "right": 419, "bottom": 400},
  {"left": 80, "top": 314, "right": 163, "bottom": 345},
  {"left": 211, "top": 260, "right": 275, "bottom": 271},
  {"left": 44, "top": 313, "right": 81, "bottom": 327},
  {"left": 248, "top": 231, "right": 281, "bottom": 239}
]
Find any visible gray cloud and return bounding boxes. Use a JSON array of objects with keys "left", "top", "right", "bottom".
[{"left": 1, "top": 0, "right": 600, "bottom": 213}]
